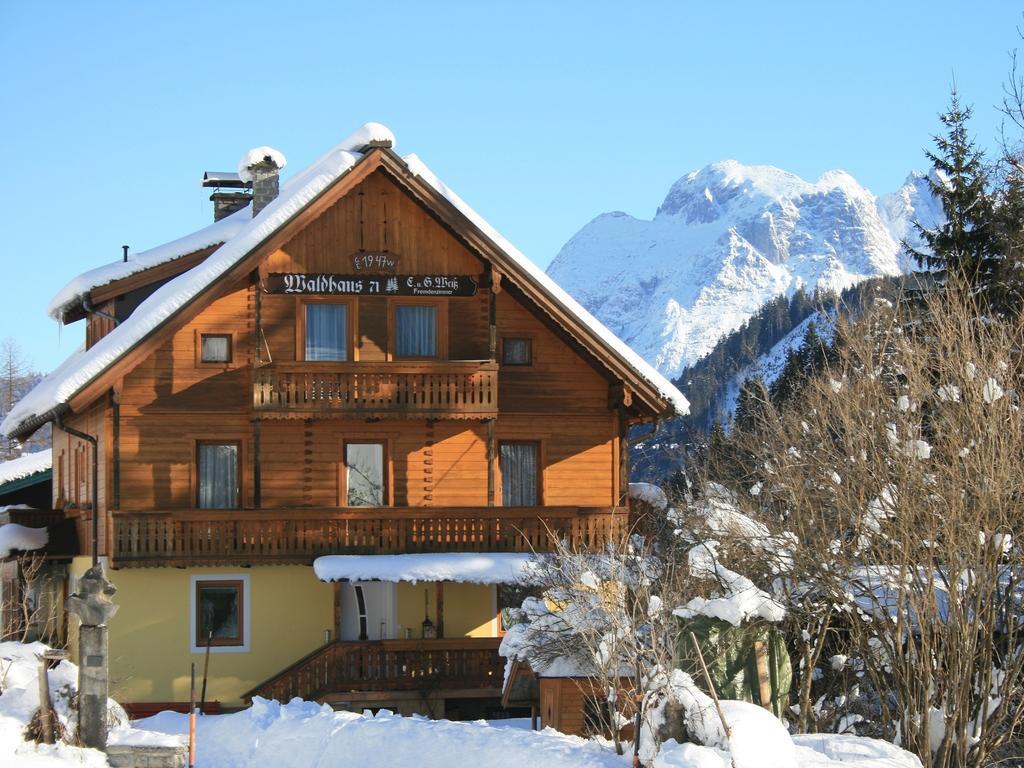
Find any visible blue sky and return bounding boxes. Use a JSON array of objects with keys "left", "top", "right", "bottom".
[{"left": 0, "top": 1, "right": 1018, "bottom": 373}]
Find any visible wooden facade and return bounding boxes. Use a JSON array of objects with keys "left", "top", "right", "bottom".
[{"left": 23, "top": 142, "right": 677, "bottom": 716}]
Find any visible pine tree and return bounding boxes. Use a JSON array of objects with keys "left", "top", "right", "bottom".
[{"left": 906, "top": 90, "right": 999, "bottom": 292}]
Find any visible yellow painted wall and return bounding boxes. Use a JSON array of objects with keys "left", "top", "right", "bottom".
[
  {"left": 100, "top": 565, "right": 332, "bottom": 707},
  {"left": 395, "top": 581, "right": 496, "bottom": 639}
]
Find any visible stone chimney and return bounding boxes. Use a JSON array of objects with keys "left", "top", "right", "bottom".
[
  {"left": 237, "top": 146, "right": 287, "bottom": 218},
  {"left": 248, "top": 156, "right": 281, "bottom": 217}
]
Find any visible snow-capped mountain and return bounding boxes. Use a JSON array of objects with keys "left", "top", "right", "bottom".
[{"left": 547, "top": 162, "right": 942, "bottom": 378}]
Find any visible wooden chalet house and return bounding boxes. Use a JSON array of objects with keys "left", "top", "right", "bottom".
[{"left": 2, "top": 124, "right": 687, "bottom": 718}]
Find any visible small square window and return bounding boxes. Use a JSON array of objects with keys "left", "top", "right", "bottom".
[
  {"left": 502, "top": 338, "right": 532, "bottom": 365},
  {"left": 196, "top": 579, "right": 244, "bottom": 647},
  {"left": 200, "top": 334, "right": 232, "bottom": 363}
]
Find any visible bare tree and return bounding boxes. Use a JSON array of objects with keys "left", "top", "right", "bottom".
[{"left": 707, "top": 282, "right": 1024, "bottom": 768}]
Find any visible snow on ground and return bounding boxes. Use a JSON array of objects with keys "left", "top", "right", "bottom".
[
  {"left": 135, "top": 698, "right": 628, "bottom": 768},
  {"left": 0, "top": 523, "right": 48, "bottom": 558},
  {"left": 313, "top": 552, "right": 539, "bottom": 584},
  {"left": 1, "top": 641, "right": 922, "bottom": 768},
  {"left": 0, "top": 450, "right": 52, "bottom": 486}
]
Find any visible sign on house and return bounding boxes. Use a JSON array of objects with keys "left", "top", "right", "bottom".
[
  {"left": 265, "top": 273, "right": 478, "bottom": 297},
  {"left": 350, "top": 252, "right": 399, "bottom": 273}
]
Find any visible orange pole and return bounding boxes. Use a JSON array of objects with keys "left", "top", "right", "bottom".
[{"left": 189, "top": 663, "right": 196, "bottom": 768}]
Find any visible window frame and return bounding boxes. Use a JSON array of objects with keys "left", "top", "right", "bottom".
[
  {"left": 296, "top": 297, "right": 358, "bottom": 362},
  {"left": 387, "top": 298, "right": 447, "bottom": 361},
  {"left": 339, "top": 439, "right": 391, "bottom": 507},
  {"left": 196, "top": 332, "right": 233, "bottom": 366},
  {"left": 497, "top": 439, "right": 543, "bottom": 507},
  {"left": 194, "top": 440, "right": 243, "bottom": 510},
  {"left": 501, "top": 337, "right": 533, "bottom": 366},
  {"left": 190, "top": 575, "right": 250, "bottom": 653}
]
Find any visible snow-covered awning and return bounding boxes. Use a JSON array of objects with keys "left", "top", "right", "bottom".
[
  {"left": 0, "top": 523, "right": 48, "bottom": 559},
  {"left": 0, "top": 449, "right": 52, "bottom": 490},
  {"left": 313, "top": 553, "right": 540, "bottom": 585}
]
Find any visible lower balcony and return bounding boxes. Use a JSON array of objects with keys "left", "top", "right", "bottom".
[
  {"left": 110, "top": 506, "right": 627, "bottom": 568},
  {"left": 243, "top": 637, "right": 504, "bottom": 705}
]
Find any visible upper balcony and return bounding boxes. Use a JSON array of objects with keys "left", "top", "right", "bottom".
[
  {"left": 252, "top": 361, "right": 498, "bottom": 418},
  {"left": 109, "top": 505, "right": 627, "bottom": 568}
]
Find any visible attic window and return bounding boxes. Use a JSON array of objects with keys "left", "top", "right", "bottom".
[
  {"left": 200, "top": 334, "right": 232, "bottom": 364},
  {"left": 502, "top": 338, "right": 532, "bottom": 366}
]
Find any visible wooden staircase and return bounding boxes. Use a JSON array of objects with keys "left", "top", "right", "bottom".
[{"left": 244, "top": 637, "right": 504, "bottom": 705}]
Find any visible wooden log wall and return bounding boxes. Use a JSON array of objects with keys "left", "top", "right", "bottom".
[{"left": 67, "top": 168, "right": 626, "bottom": 548}]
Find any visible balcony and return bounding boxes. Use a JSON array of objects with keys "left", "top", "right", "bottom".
[
  {"left": 252, "top": 361, "right": 498, "bottom": 418},
  {"left": 243, "top": 637, "right": 504, "bottom": 705},
  {"left": 110, "top": 506, "right": 628, "bottom": 568}
]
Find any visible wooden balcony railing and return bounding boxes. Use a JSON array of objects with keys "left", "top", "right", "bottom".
[
  {"left": 243, "top": 637, "right": 503, "bottom": 704},
  {"left": 110, "top": 506, "right": 628, "bottom": 568},
  {"left": 253, "top": 361, "right": 498, "bottom": 417}
]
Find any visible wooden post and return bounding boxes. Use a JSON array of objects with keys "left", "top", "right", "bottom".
[
  {"left": 189, "top": 663, "right": 196, "bottom": 768},
  {"left": 486, "top": 419, "right": 496, "bottom": 506},
  {"left": 200, "top": 631, "right": 212, "bottom": 714},
  {"left": 252, "top": 418, "right": 262, "bottom": 509},
  {"left": 754, "top": 640, "right": 772, "bottom": 711},
  {"left": 36, "top": 655, "right": 54, "bottom": 744}
]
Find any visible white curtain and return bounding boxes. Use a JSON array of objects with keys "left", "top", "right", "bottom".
[
  {"left": 395, "top": 305, "right": 437, "bottom": 357},
  {"left": 201, "top": 335, "right": 230, "bottom": 362},
  {"left": 198, "top": 444, "right": 238, "bottom": 509},
  {"left": 306, "top": 304, "right": 348, "bottom": 361},
  {"left": 500, "top": 443, "right": 538, "bottom": 506},
  {"left": 347, "top": 443, "right": 385, "bottom": 506}
]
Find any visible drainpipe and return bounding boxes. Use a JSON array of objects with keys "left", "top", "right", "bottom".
[
  {"left": 57, "top": 417, "right": 100, "bottom": 566},
  {"left": 81, "top": 297, "right": 119, "bottom": 327}
]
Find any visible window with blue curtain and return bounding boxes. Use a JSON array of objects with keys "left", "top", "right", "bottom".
[
  {"left": 305, "top": 303, "right": 348, "bottom": 361},
  {"left": 500, "top": 442, "right": 539, "bottom": 506},
  {"left": 395, "top": 305, "right": 437, "bottom": 358},
  {"left": 197, "top": 443, "right": 239, "bottom": 509}
]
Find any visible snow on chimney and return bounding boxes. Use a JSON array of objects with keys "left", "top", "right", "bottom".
[{"left": 238, "top": 146, "right": 287, "bottom": 218}]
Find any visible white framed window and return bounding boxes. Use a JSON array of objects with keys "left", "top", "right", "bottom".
[{"left": 190, "top": 574, "right": 251, "bottom": 653}]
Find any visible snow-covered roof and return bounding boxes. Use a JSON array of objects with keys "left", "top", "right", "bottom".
[
  {"left": 0, "top": 523, "right": 48, "bottom": 558},
  {"left": 6, "top": 122, "right": 688, "bottom": 439},
  {"left": 0, "top": 449, "right": 52, "bottom": 488},
  {"left": 313, "top": 553, "right": 539, "bottom": 585},
  {"left": 47, "top": 205, "right": 251, "bottom": 321}
]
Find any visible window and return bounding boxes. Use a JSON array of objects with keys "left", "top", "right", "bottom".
[
  {"left": 500, "top": 442, "right": 539, "bottom": 506},
  {"left": 305, "top": 303, "right": 349, "bottom": 361},
  {"left": 345, "top": 442, "right": 386, "bottom": 506},
  {"left": 200, "top": 334, "right": 232, "bottom": 363},
  {"left": 193, "top": 578, "right": 246, "bottom": 649},
  {"left": 197, "top": 442, "right": 239, "bottom": 509},
  {"left": 394, "top": 305, "right": 437, "bottom": 358},
  {"left": 502, "top": 338, "right": 532, "bottom": 365}
]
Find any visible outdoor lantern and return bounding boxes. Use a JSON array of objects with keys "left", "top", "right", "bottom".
[{"left": 422, "top": 589, "right": 436, "bottom": 639}]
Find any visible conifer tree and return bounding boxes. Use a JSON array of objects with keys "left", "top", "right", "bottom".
[{"left": 906, "top": 90, "right": 999, "bottom": 293}]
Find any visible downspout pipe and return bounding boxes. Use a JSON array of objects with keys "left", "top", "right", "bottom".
[
  {"left": 81, "top": 297, "right": 119, "bottom": 327},
  {"left": 57, "top": 417, "right": 99, "bottom": 567}
]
